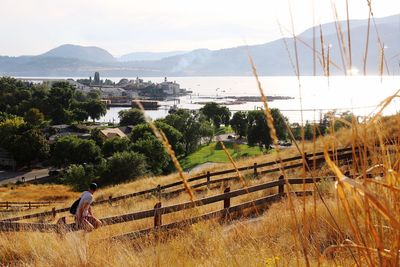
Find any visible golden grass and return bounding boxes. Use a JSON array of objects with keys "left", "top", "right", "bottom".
[{"left": 1, "top": 110, "right": 399, "bottom": 266}]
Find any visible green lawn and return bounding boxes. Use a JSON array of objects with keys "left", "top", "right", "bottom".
[{"left": 180, "top": 141, "right": 264, "bottom": 170}]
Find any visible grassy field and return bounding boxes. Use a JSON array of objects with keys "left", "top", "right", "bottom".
[
  {"left": 180, "top": 141, "right": 265, "bottom": 170},
  {"left": 1, "top": 112, "right": 399, "bottom": 266}
]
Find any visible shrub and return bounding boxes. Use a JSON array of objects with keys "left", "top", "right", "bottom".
[
  {"left": 63, "top": 164, "right": 94, "bottom": 191},
  {"left": 101, "top": 151, "right": 147, "bottom": 184}
]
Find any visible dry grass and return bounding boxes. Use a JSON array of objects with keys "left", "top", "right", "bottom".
[
  {"left": 2, "top": 2, "right": 400, "bottom": 264},
  {"left": 1, "top": 110, "right": 400, "bottom": 266}
]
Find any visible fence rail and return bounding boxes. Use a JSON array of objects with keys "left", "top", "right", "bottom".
[
  {"left": 0, "top": 146, "right": 357, "bottom": 222},
  {"left": 0, "top": 201, "right": 63, "bottom": 210}
]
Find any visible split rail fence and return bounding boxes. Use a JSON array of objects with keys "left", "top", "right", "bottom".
[
  {"left": 0, "top": 175, "right": 329, "bottom": 236},
  {"left": 0, "top": 201, "right": 62, "bottom": 210},
  {"left": 0, "top": 146, "right": 358, "bottom": 223}
]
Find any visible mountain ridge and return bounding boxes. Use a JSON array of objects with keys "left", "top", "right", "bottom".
[{"left": 0, "top": 14, "right": 399, "bottom": 76}]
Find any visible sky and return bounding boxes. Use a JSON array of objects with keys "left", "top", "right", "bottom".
[{"left": 1, "top": 0, "right": 400, "bottom": 57}]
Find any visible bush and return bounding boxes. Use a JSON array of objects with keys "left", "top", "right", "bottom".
[
  {"left": 63, "top": 164, "right": 94, "bottom": 191},
  {"left": 101, "top": 151, "right": 147, "bottom": 184}
]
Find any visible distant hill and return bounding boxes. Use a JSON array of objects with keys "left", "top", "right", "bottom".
[
  {"left": 40, "top": 44, "right": 116, "bottom": 63},
  {"left": 0, "top": 14, "right": 399, "bottom": 76},
  {"left": 118, "top": 51, "right": 187, "bottom": 62}
]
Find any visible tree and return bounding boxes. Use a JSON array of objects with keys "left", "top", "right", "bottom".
[
  {"left": 200, "top": 102, "right": 231, "bottom": 128},
  {"left": 72, "top": 108, "right": 89, "bottom": 122},
  {"left": 102, "top": 137, "right": 132, "bottom": 158},
  {"left": 130, "top": 121, "right": 184, "bottom": 155},
  {"left": 74, "top": 139, "right": 102, "bottom": 165},
  {"left": 230, "top": 111, "right": 248, "bottom": 138},
  {"left": 132, "top": 134, "right": 170, "bottom": 175},
  {"left": 246, "top": 109, "right": 287, "bottom": 150},
  {"left": 84, "top": 100, "right": 106, "bottom": 122},
  {"left": 48, "top": 82, "right": 75, "bottom": 124},
  {"left": 0, "top": 118, "right": 49, "bottom": 167},
  {"left": 101, "top": 151, "right": 147, "bottom": 184},
  {"left": 9, "top": 129, "right": 49, "bottom": 167},
  {"left": 270, "top": 108, "right": 288, "bottom": 141},
  {"left": 51, "top": 136, "right": 102, "bottom": 167},
  {"left": 118, "top": 108, "right": 146, "bottom": 127},
  {"left": 247, "top": 110, "right": 271, "bottom": 149},
  {"left": 163, "top": 109, "right": 206, "bottom": 155},
  {"left": 199, "top": 120, "right": 214, "bottom": 144},
  {"left": 290, "top": 123, "right": 302, "bottom": 140},
  {"left": 87, "top": 90, "right": 101, "bottom": 100},
  {"left": 24, "top": 108, "right": 44, "bottom": 126},
  {"left": 63, "top": 164, "right": 95, "bottom": 191}
]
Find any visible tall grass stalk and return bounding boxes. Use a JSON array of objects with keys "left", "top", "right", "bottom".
[{"left": 133, "top": 99, "right": 194, "bottom": 202}]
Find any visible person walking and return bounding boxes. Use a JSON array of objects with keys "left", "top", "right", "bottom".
[{"left": 75, "top": 183, "right": 102, "bottom": 231}]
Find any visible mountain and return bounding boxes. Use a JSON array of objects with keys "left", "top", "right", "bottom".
[
  {"left": 40, "top": 44, "right": 116, "bottom": 63},
  {"left": 118, "top": 51, "right": 187, "bottom": 62},
  {"left": 0, "top": 14, "right": 399, "bottom": 76}
]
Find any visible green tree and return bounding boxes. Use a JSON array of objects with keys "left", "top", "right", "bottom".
[
  {"left": 84, "top": 100, "right": 107, "bottom": 122},
  {"left": 74, "top": 139, "right": 102, "bottom": 165},
  {"left": 102, "top": 137, "right": 132, "bottom": 157},
  {"left": 247, "top": 109, "right": 287, "bottom": 150},
  {"left": 200, "top": 102, "right": 231, "bottom": 128},
  {"left": 132, "top": 134, "right": 169, "bottom": 175},
  {"left": 101, "top": 151, "right": 147, "bottom": 184},
  {"left": 51, "top": 136, "right": 102, "bottom": 167},
  {"left": 270, "top": 108, "right": 288, "bottom": 141},
  {"left": 290, "top": 123, "right": 302, "bottom": 140},
  {"left": 87, "top": 90, "right": 101, "bottom": 100},
  {"left": 48, "top": 82, "right": 75, "bottom": 124},
  {"left": 130, "top": 121, "right": 184, "bottom": 155},
  {"left": 9, "top": 129, "right": 49, "bottom": 167},
  {"left": 304, "top": 122, "right": 314, "bottom": 140},
  {"left": 118, "top": 108, "right": 146, "bottom": 127},
  {"left": 24, "top": 108, "right": 44, "bottom": 126},
  {"left": 72, "top": 108, "right": 89, "bottom": 122},
  {"left": 199, "top": 120, "right": 214, "bottom": 144},
  {"left": 64, "top": 164, "right": 96, "bottom": 191},
  {"left": 230, "top": 111, "right": 248, "bottom": 138},
  {"left": 163, "top": 109, "right": 206, "bottom": 155}
]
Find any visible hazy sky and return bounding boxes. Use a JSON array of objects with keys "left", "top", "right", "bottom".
[{"left": 1, "top": 0, "right": 400, "bottom": 56}]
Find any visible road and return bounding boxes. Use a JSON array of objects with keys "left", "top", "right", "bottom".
[{"left": 0, "top": 168, "right": 49, "bottom": 185}]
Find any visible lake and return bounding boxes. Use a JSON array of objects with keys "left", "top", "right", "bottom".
[{"left": 97, "top": 76, "right": 400, "bottom": 124}]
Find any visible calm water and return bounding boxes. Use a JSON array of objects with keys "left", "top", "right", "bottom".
[{"left": 98, "top": 76, "right": 400, "bottom": 124}]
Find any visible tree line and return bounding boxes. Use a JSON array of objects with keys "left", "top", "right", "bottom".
[{"left": 0, "top": 77, "right": 355, "bottom": 190}]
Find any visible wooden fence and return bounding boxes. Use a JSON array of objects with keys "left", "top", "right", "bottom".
[
  {"left": 0, "top": 146, "right": 357, "bottom": 223},
  {"left": 0, "top": 175, "right": 333, "bottom": 235},
  {"left": 0, "top": 201, "right": 62, "bottom": 210}
]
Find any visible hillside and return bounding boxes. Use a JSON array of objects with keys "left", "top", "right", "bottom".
[
  {"left": 41, "top": 44, "right": 116, "bottom": 63},
  {"left": 0, "top": 14, "right": 398, "bottom": 76},
  {"left": 0, "top": 112, "right": 399, "bottom": 266},
  {"left": 118, "top": 51, "right": 187, "bottom": 62}
]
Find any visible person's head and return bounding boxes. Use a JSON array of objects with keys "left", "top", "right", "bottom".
[{"left": 89, "top": 182, "right": 98, "bottom": 193}]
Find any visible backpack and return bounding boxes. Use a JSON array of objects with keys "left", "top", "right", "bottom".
[{"left": 69, "top": 198, "right": 81, "bottom": 215}]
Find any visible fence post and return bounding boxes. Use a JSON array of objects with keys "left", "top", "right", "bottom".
[
  {"left": 223, "top": 187, "right": 231, "bottom": 209},
  {"left": 278, "top": 175, "right": 284, "bottom": 195},
  {"left": 253, "top": 163, "right": 258, "bottom": 177},
  {"left": 154, "top": 202, "right": 162, "bottom": 228},
  {"left": 108, "top": 195, "right": 112, "bottom": 206},
  {"left": 223, "top": 187, "right": 231, "bottom": 220},
  {"left": 206, "top": 171, "right": 210, "bottom": 188},
  {"left": 52, "top": 207, "right": 56, "bottom": 218},
  {"left": 6, "top": 201, "right": 9, "bottom": 209},
  {"left": 303, "top": 152, "right": 310, "bottom": 168},
  {"left": 28, "top": 202, "right": 31, "bottom": 209},
  {"left": 157, "top": 185, "right": 161, "bottom": 201}
]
